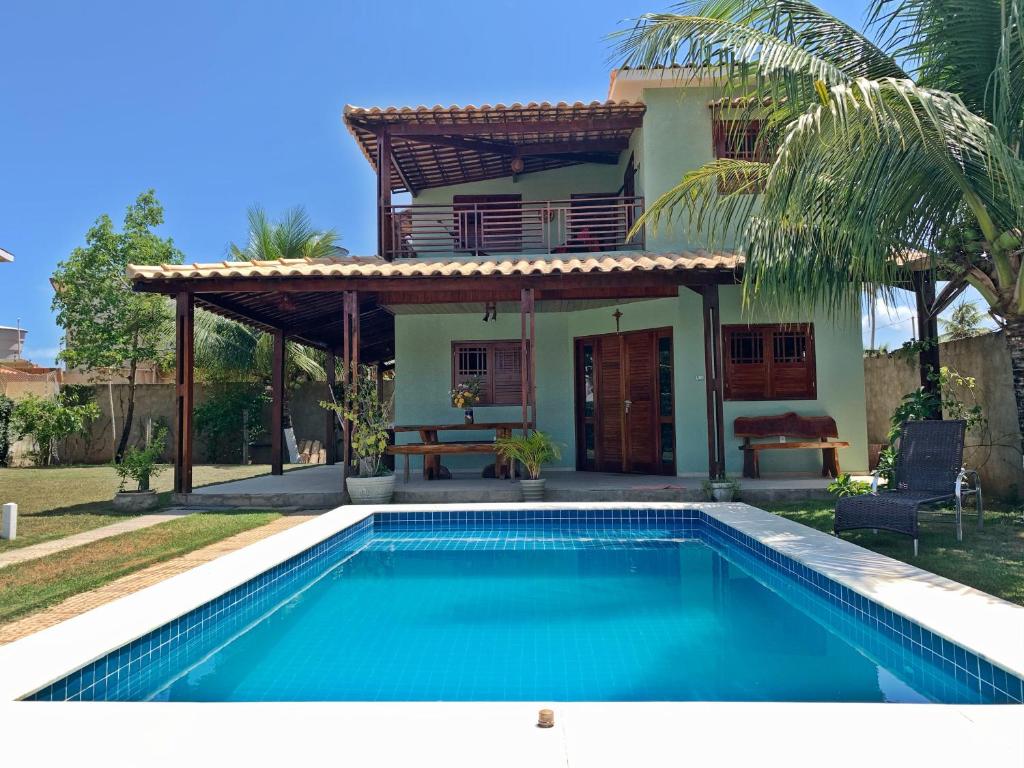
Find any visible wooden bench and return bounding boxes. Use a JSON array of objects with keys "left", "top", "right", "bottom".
[
  {"left": 734, "top": 412, "right": 849, "bottom": 479},
  {"left": 388, "top": 441, "right": 505, "bottom": 481}
]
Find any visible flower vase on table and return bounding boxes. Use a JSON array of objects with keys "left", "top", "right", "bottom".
[{"left": 450, "top": 377, "right": 482, "bottom": 424}]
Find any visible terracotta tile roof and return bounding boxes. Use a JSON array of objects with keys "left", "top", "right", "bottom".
[
  {"left": 128, "top": 252, "right": 743, "bottom": 282},
  {"left": 343, "top": 100, "right": 645, "bottom": 193}
]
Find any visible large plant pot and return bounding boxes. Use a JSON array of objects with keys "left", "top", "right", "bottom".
[
  {"left": 709, "top": 482, "right": 736, "bottom": 502},
  {"left": 346, "top": 473, "right": 396, "bottom": 505},
  {"left": 519, "top": 478, "right": 546, "bottom": 502},
  {"left": 113, "top": 490, "right": 160, "bottom": 512}
]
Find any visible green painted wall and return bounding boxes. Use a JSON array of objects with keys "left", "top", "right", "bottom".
[{"left": 393, "top": 287, "right": 868, "bottom": 477}]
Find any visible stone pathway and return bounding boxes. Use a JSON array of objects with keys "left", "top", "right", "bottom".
[
  {"left": 0, "top": 509, "right": 195, "bottom": 569},
  {"left": 0, "top": 511, "right": 317, "bottom": 644}
]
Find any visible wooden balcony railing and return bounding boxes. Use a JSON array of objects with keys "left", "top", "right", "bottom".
[{"left": 381, "top": 196, "right": 645, "bottom": 259}]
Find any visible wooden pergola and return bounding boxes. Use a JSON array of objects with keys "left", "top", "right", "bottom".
[{"left": 130, "top": 253, "right": 742, "bottom": 493}]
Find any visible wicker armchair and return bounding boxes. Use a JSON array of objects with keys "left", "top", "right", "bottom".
[{"left": 834, "top": 420, "right": 982, "bottom": 556}]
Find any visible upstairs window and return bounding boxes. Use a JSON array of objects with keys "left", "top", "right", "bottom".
[
  {"left": 452, "top": 340, "right": 529, "bottom": 405},
  {"left": 723, "top": 324, "right": 816, "bottom": 400},
  {"left": 711, "top": 118, "right": 767, "bottom": 193}
]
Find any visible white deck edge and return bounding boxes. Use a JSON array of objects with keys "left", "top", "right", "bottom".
[{"left": 1, "top": 501, "right": 1022, "bottom": 704}]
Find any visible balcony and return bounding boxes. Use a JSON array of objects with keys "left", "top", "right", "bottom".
[{"left": 382, "top": 196, "right": 645, "bottom": 260}]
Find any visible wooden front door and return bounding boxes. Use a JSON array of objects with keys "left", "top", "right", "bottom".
[{"left": 574, "top": 328, "right": 675, "bottom": 475}]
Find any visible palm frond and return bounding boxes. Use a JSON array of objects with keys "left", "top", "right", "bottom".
[
  {"left": 866, "top": 0, "right": 1009, "bottom": 125},
  {"left": 631, "top": 158, "right": 769, "bottom": 248},
  {"left": 743, "top": 77, "right": 1024, "bottom": 314}
]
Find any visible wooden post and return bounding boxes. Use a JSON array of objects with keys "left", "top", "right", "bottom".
[
  {"left": 528, "top": 288, "right": 536, "bottom": 431},
  {"left": 912, "top": 269, "right": 941, "bottom": 415},
  {"left": 701, "top": 285, "right": 726, "bottom": 479},
  {"left": 271, "top": 328, "right": 285, "bottom": 475},
  {"left": 377, "top": 129, "right": 393, "bottom": 259},
  {"left": 520, "top": 288, "right": 529, "bottom": 434},
  {"left": 324, "top": 350, "right": 337, "bottom": 465},
  {"left": 342, "top": 293, "right": 351, "bottom": 470},
  {"left": 174, "top": 292, "right": 194, "bottom": 494}
]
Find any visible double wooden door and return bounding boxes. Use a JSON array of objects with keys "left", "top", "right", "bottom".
[{"left": 574, "top": 328, "right": 675, "bottom": 475}]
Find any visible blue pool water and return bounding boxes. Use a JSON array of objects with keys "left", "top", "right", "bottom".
[
  {"left": 155, "top": 534, "right": 935, "bottom": 702},
  {"left": 30, "top": 511, "right": 1022, "bottom": 704}
]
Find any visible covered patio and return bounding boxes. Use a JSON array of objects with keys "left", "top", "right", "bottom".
[
  {"left": 129, "top": 252, "right": 743, "bottom": 501},
  {"left": 178, "top": 463, "right": 836, "bottom": 508}
]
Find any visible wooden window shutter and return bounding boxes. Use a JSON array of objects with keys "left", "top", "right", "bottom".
[
  {"left": 451, "top": 339, "right": 528, "bottom": 406},
  {"left": 770, "top": 325, "right": 816, "bottom": 399},
  {"left": 492, "top": 342, "right": 525, "bottom": 405},
  {"left": 723, "top": 326, "right": 770, "bottom": 400},
  {"left": 723, "top": 324, "right": 816, "bottom": 400}
]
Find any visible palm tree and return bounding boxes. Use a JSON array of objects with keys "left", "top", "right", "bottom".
[
  {"left": 616, "top": 0, "right": 1024, "bottom": 449},
  {"left": 194, "top": 205, "right": 338, "bottom": 382},
  {"left": 940, "top": 300, "right": 988, "bottom": 340}
]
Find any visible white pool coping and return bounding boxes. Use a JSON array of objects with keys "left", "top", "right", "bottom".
[{"left": 0, "top": 502, "right": 1021, "bottom": 766}]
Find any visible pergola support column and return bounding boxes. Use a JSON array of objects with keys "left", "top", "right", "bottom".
[
  {"left": 701, "top": 285, "right": 726, "bottom": 479},
  {"left": 271, "top": 328, "right": 286, "bottom": 475},
  {"left": 912, "top": 269, "right": 942, "bottom": 415},
  {"left": 377, "top": 129, "right": 393, "bottom": 259},
  {"left": 342, "top": 291, "right": 360, "bottom": 471},
  {"left": 324, "top": 350, "right": 337, "bottom": 465},
  {"left": 520, "top": 288, "right": 535, "bottom": 434},
  {"left": 174, "top": 292, "right": 194, "bottom": 494}
]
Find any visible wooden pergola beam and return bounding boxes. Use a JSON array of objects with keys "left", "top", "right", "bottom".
[
  {"left": 399, "top": 135, "right": 631, "bottom": 158},
  {"left": 382, "top": 116, "right": 644, "bottom": 136}
]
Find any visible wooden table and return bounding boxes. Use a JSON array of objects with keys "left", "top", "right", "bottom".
[{"left": 391, "top": 422, "right": 533, "bottom": 480}]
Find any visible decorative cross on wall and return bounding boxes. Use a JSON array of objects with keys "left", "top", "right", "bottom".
[{"left": 613, "top": 309, "right": 623, "bottom": 333}]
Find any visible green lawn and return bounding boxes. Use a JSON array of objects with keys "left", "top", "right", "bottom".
[
  {"left": 0, "top": 511, "right": 280, "bottom": 627},
  {"left": 763, "top": 501, "right": 1024, "bottom": 606},
  {"left": 0, "top": 464, "right": 276, "bottom": 551}
]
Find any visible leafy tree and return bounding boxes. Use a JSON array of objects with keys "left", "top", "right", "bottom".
[
  {"left": 940, "top": 301, "right": 987, "bottom": 341},
  {"left": 616, "top": 0, "right": 1024, "bottom": 459},
  {"left": 11, "top": 393, "right": 99, "bottom": 466},
  {"left": 52, "top": 191, "right": 181, "bottom": 461},
  {"left": 194, "top": 205, "right": 330, "bottom": 384}
]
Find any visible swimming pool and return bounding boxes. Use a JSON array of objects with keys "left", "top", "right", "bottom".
[{"left": 19, "top": 507, "right": 1024, "bottom": 704}]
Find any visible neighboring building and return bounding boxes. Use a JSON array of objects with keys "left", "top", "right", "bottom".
[
  {"left": 0, "top": 325, "right": 26, "bottom": 361},
  {"left": 0, "top": 247, "right": 13, "bottom": 263},
  {"left": 129, "top": 67, "right": 870, "bottom": 492}
]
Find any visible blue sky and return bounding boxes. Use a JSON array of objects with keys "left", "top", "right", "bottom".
[{"left": 0, "top": 0, "right": 990, "bottom": 363}]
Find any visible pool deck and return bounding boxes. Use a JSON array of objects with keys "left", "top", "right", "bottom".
[
  {"left": 1, "top": 502, "right": 1021, "bottom": 767},
  {"left": 176, "top": 463, "right": 838, "bottom": 507}
]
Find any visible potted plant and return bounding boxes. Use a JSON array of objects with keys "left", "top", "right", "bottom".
[
  {"left": 495, "top": 431, "right": 561, "bottom": 501},
  {"left": 701, "top": 475, "right": 740, "bottom": 502},
  {"left": 450, "top": 377, "right": 482, "bottom": 424},
  {"left": 113, "top": 424, "right": 168, "bottom": 511},
  {"left": 321, "top": 366, "right": 395, "bottom": 505}
]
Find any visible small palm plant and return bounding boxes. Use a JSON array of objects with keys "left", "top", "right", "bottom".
[{"left": 496, "top": 431, "right": 561, "bottom": 481}]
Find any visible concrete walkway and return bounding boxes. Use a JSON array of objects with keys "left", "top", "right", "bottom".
[
  {"left": 0, "top": 511, "right": 317, "bottom": 644},
  {"left": 0, "top": 509, "right": 193, "bottom": 570}
]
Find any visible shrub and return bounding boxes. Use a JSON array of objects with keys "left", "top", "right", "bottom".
[
  {"left": 495, "top": 431, "right": 561, "bottom": 480},
  {"left": 828, "top": 473, "right": 871, "bottom": 498},
  {"left": 0, "top": 394, "right": 12, "bottom": 466},
  {"left": 321, "top": 365, "right": 392, "bottom": 477},
  {"left": 11, "top": 393, "right": 99, "bottom": 466},
  {"left": 194, "top": 383, "right": 269, "bottom": 463},
  {"left": 114, "top": 423, "right": 168, "bottom": 491}
]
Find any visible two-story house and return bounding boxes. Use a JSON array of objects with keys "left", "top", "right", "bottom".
[{"left": 130, "top": 68, "right": 867, "bottom": 494}]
